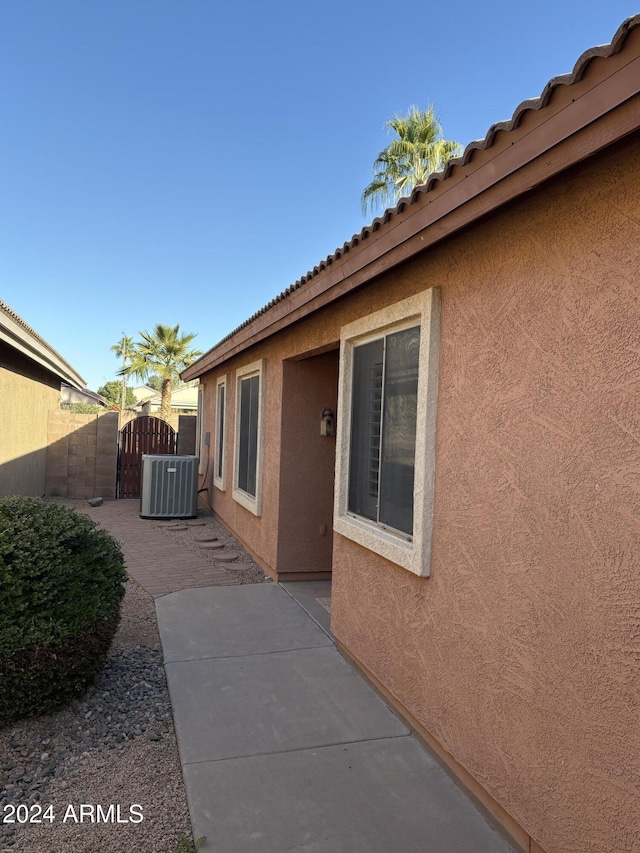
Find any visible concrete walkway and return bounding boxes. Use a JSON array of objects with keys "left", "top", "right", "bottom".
[
  {"left": 86, "top": 500, "right": 517, "bottom": 852},
  {"left": 157, "top": 585, "right": 517, "bottom": 853}
]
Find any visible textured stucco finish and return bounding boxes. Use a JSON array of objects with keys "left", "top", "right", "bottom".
[
  {"left": 202, "top": 356, "right": 283, "bottom": 574},
  {"left": 0, "top": 349, "right": 60, "bottom": 496},
  {"left": 197, "top": 132, "right": 640, "bottom": 851},
  {"left": 277, "top": 351, "right": 339, "bottom": 573},
  {"left": 331, "top": 136, "right": 640, "bottom": 853},
  {"left": 202, "top": 347, "right": 340, "bottom": 577}
]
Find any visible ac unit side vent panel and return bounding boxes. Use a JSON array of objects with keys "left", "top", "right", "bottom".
[{"left": 140, "top": 455, "right": 198, "bottom": 519}]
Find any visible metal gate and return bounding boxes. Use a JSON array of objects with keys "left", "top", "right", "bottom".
[{"left": 118, "top": 416, "right": 176, "bottom": 499}]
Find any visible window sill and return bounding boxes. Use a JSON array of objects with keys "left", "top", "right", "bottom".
[
  {"left": 334, "top": 513, "right": 428, "bottom": 577},
  {"left": 232, "top": 486, "right": 261, "bottom": 517}
]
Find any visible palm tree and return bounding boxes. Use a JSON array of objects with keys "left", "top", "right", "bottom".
[
  {"left": 111, "top": 334, "right": 135, "bottom": 411},
  {"left": 361, "top": 105, "right": 462, "bottom": 217},
  {"left": 121, "top": 324, "right": 203, "bottom": 421}
]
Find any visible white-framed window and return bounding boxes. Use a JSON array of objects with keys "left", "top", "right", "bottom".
[
  {"left": 334, "top": 289, "right": 440, "bottom": 577},
  {"left": 213, "top": 375, "right": 227, "bottom": 490},
  {"left": 232, "top": 359, "right": 265, "bottom": 516}
]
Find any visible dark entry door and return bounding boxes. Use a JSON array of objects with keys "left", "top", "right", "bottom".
[{"left": 118, "top": 416, "right": 176, "bottom": 498}]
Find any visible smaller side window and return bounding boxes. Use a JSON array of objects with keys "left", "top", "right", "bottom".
[
  {"left": 213, "top": 376, "right": 227, "bottom": 490},
  {"left": 232, "top": 360, "right": 265, "bottom": 516}
]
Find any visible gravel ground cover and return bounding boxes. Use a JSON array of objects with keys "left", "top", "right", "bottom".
[{"left": 0, "top": 581, "right": 194, "bottom": 853}]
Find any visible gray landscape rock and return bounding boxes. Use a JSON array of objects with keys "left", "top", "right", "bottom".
[{"left": 0, "top": 582, "right": 192, "bottom": 852}]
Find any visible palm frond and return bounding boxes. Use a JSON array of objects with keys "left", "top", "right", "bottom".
[{"left": 362, "top": 103, "right": 461, "bottom": 217}]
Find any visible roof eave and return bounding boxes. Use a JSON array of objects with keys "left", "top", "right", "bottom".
[
  {"left": 183, "top": 14, "right": 640, "bottom": 382},
  {"left": 0, "top": 302, "right": 86, "bottom": 389}
]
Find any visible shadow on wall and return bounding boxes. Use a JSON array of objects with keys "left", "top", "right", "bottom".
[
  {"left": 0, "top": 411, "right": 198, "bottom": 501},
  {"left": 0, "top": 451, "right": 51, "bottom": 498},
  {"left": 44, "top": 412, "right": 119, "bottom": 500}
]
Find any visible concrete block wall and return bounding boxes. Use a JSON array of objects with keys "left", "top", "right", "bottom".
[{"left": 45, "top": 411, "right": 119, "bottom": 499}]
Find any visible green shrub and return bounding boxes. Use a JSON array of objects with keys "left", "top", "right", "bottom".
[
  {"left": 0, "top": 497, "right": 127, "bottom": 728},
  {"left": 59, "top": 402, "right": 105, "bottom": 414}
]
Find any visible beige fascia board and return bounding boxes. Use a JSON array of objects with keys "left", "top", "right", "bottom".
[
  {"left": 0, "top": 313, "right": 86, "bottom": 389},
  {"left": 183, "top": 52, "right": 640, "bottom": 382}
]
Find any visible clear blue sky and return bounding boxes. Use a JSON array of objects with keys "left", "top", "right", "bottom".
[{"left": 1, "top": 1, "right": 636, "bottom": 391}]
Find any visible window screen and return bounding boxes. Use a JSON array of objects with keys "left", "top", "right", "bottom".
[
  {"left": 348, "top": 325, "right": 419, "bottom": 537},
  {"left": 215, "top": 383, "right": 225, "bottom": 480},
  {"left": 237, "top": 374, "right": 259, "bottom": 496},
  {"left": 348, "top": 338, "right": 383, "bottom": 523}
]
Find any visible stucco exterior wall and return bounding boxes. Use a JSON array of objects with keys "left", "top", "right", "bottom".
[
  {"left": 201, "top": 358, "right": 285, "bottom": 575},
  {"left": 0, "top": 347, "right": 60, "bottom": 497},
  {"left": 197, "top": 133, "right": 639, "bottom": 851},
  {"left": 331, "top": 134, "right": 640, "bottom": 853},
  {"left": 277, "top": 351, "right": 339, "bottom": 574}
]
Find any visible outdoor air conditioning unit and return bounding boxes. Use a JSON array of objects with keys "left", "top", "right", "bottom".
[{"left": 140, "top": 455, "right": 199, "bottom": 519}]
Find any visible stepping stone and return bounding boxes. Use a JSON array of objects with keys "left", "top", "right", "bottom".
[
  {"left": 186, "top": 520, "right": 207, "bottom": 527},
  {"left": 195, "top": 533, "right": 218, "bottom": 542},
  {"left": 164, "top": 524, "right": 187, "bottom": 531},
  {"left": 211, "top": 551, "right": 237, "bottom": 562},
  {"left": 198, "top": 541, "right": 225, "bottom": 550}
]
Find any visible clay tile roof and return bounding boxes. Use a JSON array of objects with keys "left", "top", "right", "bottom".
[{"left": 193, "top": 13, "right": 640, "bottom": 366}]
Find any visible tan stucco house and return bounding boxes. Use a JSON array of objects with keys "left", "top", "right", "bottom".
[
  {"left": 134, "top": 382, "right": 199, "bottom": 415},
  {"left": 0, "top": 300, "right": 86, "bottom": 497},
  {"left": 183, "top": 17, "right": 640, "bottom": 853}
]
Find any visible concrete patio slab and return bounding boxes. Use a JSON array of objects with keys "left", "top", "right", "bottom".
[
  {"left": 156, "top": 584, "right": 332, "bottom": 663},
  {"left": 183, "top": 737, "right": 516, "bottom": 853},
  {"left": 282, "top": 579, "right": 332, "bottom": 634},
  {"left": 156, "top": 581, "right": 518, "bottom": 853},
  {"left": 165, "top": 645, "right": 408, "bottom": 763}
]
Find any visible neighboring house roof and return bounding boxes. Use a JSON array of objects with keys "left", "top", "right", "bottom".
[
  {"left": 0, "top": 299, "right": 86, "bottom": 389},
  {"left": 61, "top": 384, "right": 110, "bottom": 407},
  {"left": 135, "top": 384, "right": 199, "bottom": 412},
  {"left": 183, "top": 13, "right": 640, "bottom": 381},
  {"left": 131, "top": 385, "right": 159, "bottom": 403}
]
